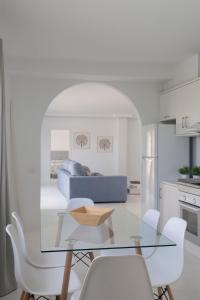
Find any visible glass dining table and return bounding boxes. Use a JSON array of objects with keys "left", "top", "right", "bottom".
[{"left": 41, "top": 207, "right": 176, "bottom": 300}]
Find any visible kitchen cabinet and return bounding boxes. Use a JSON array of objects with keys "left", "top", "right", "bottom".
[
  {"left": 160, "top": 79, "right": 200, "bottom": 135},
  {"left": 159, "top": 182, "right": 179, "bottom": 230},
  {"left": 160, "top": 90, "right": 179, "bottom": 121}
]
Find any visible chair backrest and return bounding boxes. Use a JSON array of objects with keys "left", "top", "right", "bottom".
[
  {"left": 142, "top": 209, "right": 160, "bottom": 229},
  {"left": 78, "top": 255, "right": 154, "bottom": 300},
  {"left": 11, "top": 211, "right": 27, "bottom": 257},
  {"left": 6, "top": 224, "right": 31, "bottom": 291},
  {"left": 67, "top": 198, "right": 94, "bottom": 211},
  {"left": 141, "top": 209, "right": 160, "bottom": 258},
  {"left": 158, "top": 217, "right": 187, "bottom": 278}
]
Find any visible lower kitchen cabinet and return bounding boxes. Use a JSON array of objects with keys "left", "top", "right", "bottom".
[{"left": 159, "top": 182, "right": 180, "bottom": 230}]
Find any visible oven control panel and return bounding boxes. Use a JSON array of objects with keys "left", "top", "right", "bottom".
[{"left": 179, "top": 192, "right": 200, "bottom": 207}]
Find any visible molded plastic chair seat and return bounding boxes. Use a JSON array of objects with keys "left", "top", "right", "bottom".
[
  {"left": 6, "top": 224, "right": 81, "bottom": 297},
  {"left": 12, "top": 211, "right": 66, "bottom": 268},
  {"left": 20, "top": 262, "right": 80, "bottom": 296},
  {"left": 71, "top": 255, "right": 154, "bottom": 300},
  {"left": 12, "top": 200, "right": 93, "bottom": 269},
  {"left": 26, "top": 248, "right": 67, "bottom": 267},
  {"left": 145, "top": 248, "right": 180, "bottom": 287},
  {"left": 145, "top": 217, "right": 187, "bottom": 299},
  {"left": 67, "top": 198, "right": 95, "bottom": 266}
]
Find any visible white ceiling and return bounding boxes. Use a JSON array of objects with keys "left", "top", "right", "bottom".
[
  {"left": 46, "top": 83, "right": 137, "bottom": 116},
  {"left": 1, "top": 0, "right": 200, "bottom": 64}
]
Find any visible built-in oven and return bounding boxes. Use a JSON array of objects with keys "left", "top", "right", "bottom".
[{"left": 179, "top": 191, "right": 200, "bottom": 246}]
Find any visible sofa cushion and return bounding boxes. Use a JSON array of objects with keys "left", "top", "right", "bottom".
[
  {"left": 62, "top": 159, "right": 74, "bottom": 171},
  {"left": 68, "top": 161, "right": 85, "bottom": 176},
  {"left": 59, "top": 168, "right": 71, "bottom": 176},
  {"left": 91, "top": 172, "right": 103, "bottom": 176},
  {"left": 82, "top": 165, "right": 91, "bottom": 176},
  {"left": 61, "top": 159, "right": 84, "bottom": 175}
]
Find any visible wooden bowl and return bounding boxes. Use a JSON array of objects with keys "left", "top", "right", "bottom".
[{"left": 69, "top": 206, "right": 114, "bottom": 226}]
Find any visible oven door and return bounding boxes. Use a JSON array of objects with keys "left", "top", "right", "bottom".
[{"left": 179, "top": 201, "right": 200, "bottom": 246}]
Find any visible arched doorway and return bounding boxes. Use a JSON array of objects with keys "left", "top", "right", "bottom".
[{"left": 40, "top": 82, "right": 142, "bottom": 211}]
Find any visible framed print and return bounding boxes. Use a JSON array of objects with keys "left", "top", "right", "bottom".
[
  {"left": 97, "top": 136, "right": 113, "bottom": 153},
  {"left": 73, "top": 132, "right": 90, "bottom": 149}
]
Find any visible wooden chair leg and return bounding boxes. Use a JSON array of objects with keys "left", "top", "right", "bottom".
[
  {"left": 60, "top": 251, "right": 73, "bottom": 300},
  {"left": 166, "top": 285, "right": 175, "bottom": 300},
  {"left": 23, "top": 292, "right": 29, "bottom": 300},
  {"left": 157, "top": 287, "right": 163, "bottom": 300},
  {"left": 20, "top": 291, "right": 25, "bottom": 300},
  {"left": 88, "top": 252, "right": 94, "bottom": 262},
  {"left": 23, "top": 292, "right": 27, "bottom": 300}
]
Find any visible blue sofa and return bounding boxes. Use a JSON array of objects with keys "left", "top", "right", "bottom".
[{"left": 57, "top": 160, "right": 127, "bottom": 203}]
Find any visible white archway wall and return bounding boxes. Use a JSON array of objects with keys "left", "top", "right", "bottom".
[
  {"left": 46, "top": 82, "right": 139, "bottom": 117},
  {"left": 10, "top": 75, "right": 160, "bottom": 231}
]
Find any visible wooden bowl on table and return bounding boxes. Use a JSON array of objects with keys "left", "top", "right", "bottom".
[{"left": 69, "top": 206, "right": 114, "bottom": 226}]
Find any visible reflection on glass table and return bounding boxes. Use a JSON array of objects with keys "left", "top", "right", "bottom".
[
  {"left": 41, "top": 208, "right": 176, "bottom": 300},
  {"left": 41, "top": 208, "right": 175, "bottom": 252}
]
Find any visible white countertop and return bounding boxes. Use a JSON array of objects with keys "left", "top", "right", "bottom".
[
  {"left": 160, "top": 180, "right": 178, "bottom": 187},
  {"left": 161, "top": 179, "right": 200, "bottom": 195}
]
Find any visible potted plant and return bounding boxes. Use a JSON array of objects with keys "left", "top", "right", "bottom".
[
  {"left": 191, "top": 166, "right": 200, "bottom": 179},
  {"left": 178, "top": 166, "right": 190, "bottom": 179}
]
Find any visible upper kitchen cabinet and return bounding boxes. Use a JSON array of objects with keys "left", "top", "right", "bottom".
[
  {"left": 160, "top": 90, "right": 179, "bottom": 122},
  {"left": 160, "top": 79, "right": 200, "bottom": 136}
]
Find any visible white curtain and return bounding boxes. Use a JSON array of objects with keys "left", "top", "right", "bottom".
[{"left": 0, "top": 39, "right": 17, "bottom": 296}]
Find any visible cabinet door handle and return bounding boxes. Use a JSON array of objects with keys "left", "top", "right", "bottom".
[
  {"left": 185, "top": 116, "right": 188, "bottom": 128},
  {"left": 182, "top": 117, "right": 184, "bottom": 128}
]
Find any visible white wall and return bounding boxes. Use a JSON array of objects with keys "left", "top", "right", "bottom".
[
  {"left": 115, "top": 118, "right": 127, "bottom": 176},
  {"left": 51, "top": 129, "right": 70, "bottom": 151},
  {"left": 127, "top": 118, "right": 141, "bottom": 181},
  {"left": 10, "top": 74, "right": 160, "bottom": 231}
]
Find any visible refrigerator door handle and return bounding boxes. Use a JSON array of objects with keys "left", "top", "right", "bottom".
[
  {"left": 159, "top": 187, "right": 162, "bottom": 199},
  {"left": 142, "top": 156, "right": 158, "bottom": 159}
]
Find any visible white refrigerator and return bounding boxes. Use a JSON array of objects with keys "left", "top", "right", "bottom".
[{"left": 141, "top": 124, "right": 189, "bottom": 212}]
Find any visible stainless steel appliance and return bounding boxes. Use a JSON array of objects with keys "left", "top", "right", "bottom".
[
  {"left": 142, "top": 124, "right": 189, "bottom": 212},
  {"left": 179, "top": 187, "right": 200, "bottom": 246}
]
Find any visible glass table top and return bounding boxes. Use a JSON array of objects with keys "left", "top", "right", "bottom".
[{"left": 41, "top": 207, "right": 176, "bottom": 252}]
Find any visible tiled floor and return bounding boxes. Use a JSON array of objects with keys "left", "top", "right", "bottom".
[{"left": 2, "top": 185, "right": 200, "bottom": 300}]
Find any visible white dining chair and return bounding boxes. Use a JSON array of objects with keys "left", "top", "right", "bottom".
[
  {"left": 101, "top": 209, "right": 160, "bottom": 257},
  {"left": 71, "top": 255, "right": 154, "bottom": 300},
  {"left": 67, "top": 198, "right": 94, "bottom": 211},
  {"left": 12, "top": 211, "right": 66, "bottom": 268},
  {"left": 143, "top": 209, "right": 160, "bottom": 229},
  {"left": 145, "top": 217, "right": 187, "bottom": 300},
  {"left": 6, "top": 224, "right": 81, "bottom": 300},
  {"left": 12, "top": 199, "right": 94, "bottom": 269},
  {"left": 140, "top": 209, "right": 160, "bottom": 258},
  {"left": 67, "top": 198, "right": 95, "bottom": 265}
]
